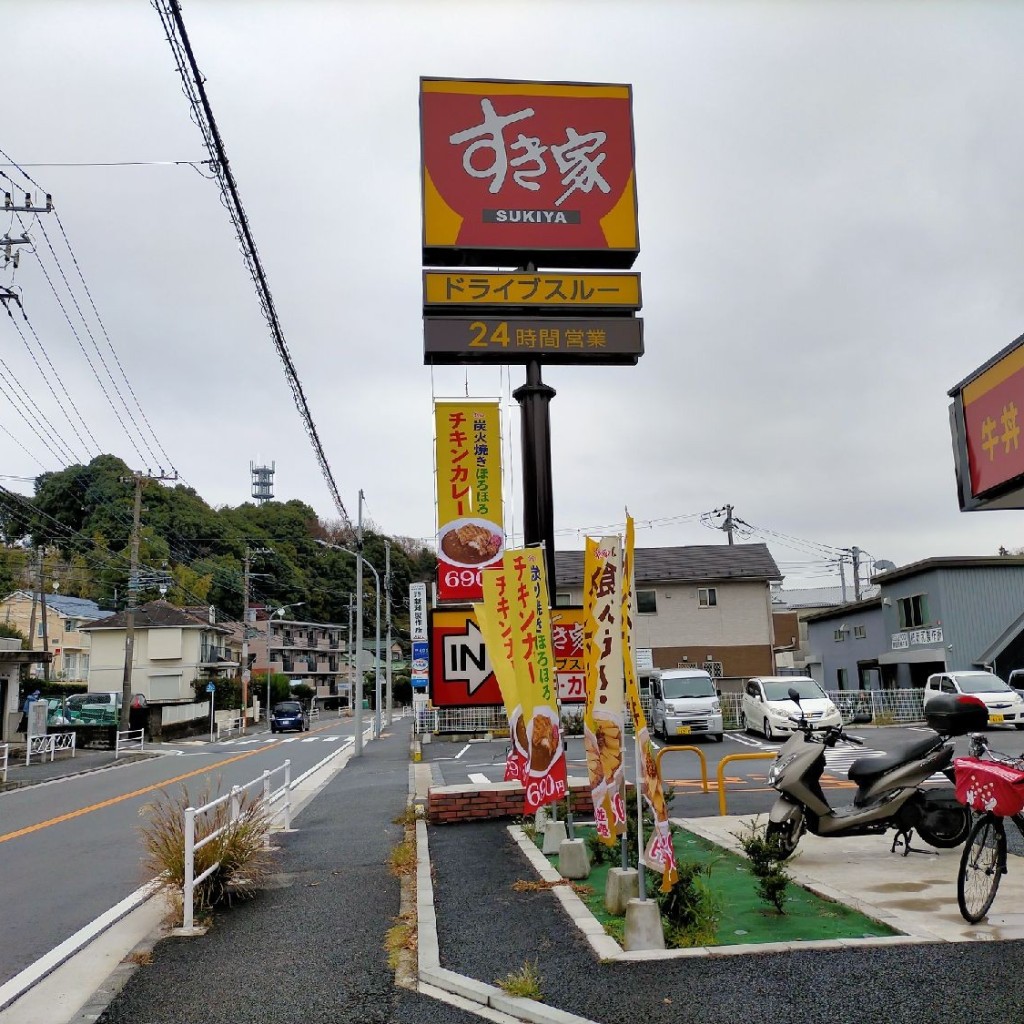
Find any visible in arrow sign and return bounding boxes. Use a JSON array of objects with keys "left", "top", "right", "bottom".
[{"left": 443, "top": 620, "right": 493, "bottom": 695}]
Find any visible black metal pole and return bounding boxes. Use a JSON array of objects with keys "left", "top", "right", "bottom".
[{"left": 513, "top": 359, "right": 557, "bottom": 588}]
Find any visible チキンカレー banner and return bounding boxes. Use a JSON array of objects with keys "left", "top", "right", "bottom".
[
  {"left": 434, "top": 399, "right": 504, "bottom": 602},
  {"left": 421, "top": 78, "right": 638, "bottom": 269}
]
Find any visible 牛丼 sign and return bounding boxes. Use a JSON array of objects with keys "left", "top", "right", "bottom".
[
  {"left": 420, "top": 78, "right": 638, "bottom": 269},
  {"left": 949, "top": 332, "right": 1024, "bottom": 510}
]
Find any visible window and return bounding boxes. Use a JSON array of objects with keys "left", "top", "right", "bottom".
[
  {"left": 837, "top": 668, "right": 848, "bottom": 688},
  {"left": 833, "top": 629, "right": 845, "bottom": 642},
  {"left": 37, "top": 623, "right": 45, "bottom": 638},
  {"left": 703, "top": 660, "right": 723, "bottom": 678},
  {"left": 698, "top": 587, "right": 717, "bottom": 608},
  {"left": 555, "top": 592, "right": 573, "bottom": 607},
  {"left": 64, "top": 652, "right": 78, "bottom": 677},
  {"left": 854, "top": 625, "right": 866, "bottom": 639},
  {"left": 65, "top": 618, "right": 77, "bottom": 633},
  {"left": 898, "top": 593, "right": 930, "bottom": 629},
  {"left": 636, "top": 589, "right": 657, "bottom": 614}
]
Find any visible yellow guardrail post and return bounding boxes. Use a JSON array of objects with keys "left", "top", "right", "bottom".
[
  {"left": 655, "top": 745, "right": 709, "bottom": 794},
  {"left": 716, "top": 752, "right": 778, "bottom": 815}
]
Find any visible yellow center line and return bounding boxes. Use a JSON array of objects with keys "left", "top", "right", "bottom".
[{"left": 0, "top": 732, "right": 319, "bottom": 846}]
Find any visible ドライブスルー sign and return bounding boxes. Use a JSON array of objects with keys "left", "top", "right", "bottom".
[{"left": 420, "top": 78, "right": 638, "bottom": 269}]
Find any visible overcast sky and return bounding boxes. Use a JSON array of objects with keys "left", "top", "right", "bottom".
[{"left": 3, "top": 1, "right": 1024, "bottom": 590}]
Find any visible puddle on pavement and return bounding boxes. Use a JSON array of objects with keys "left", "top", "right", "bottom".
[{"left": 868, "top": 881, "right": 935, "bottom": 893}]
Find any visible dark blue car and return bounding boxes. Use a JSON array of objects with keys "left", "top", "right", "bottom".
[{"left": 270, "top": 701, "right": 309, "bottom": 734}]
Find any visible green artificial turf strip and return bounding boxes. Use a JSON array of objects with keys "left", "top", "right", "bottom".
[{"left": 537, "top": 825, "right": 899, "bottom": 947}]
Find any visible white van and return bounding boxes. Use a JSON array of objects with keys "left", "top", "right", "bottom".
[{"left": 650, "top": 668, "right": 723, "bottom": 743}]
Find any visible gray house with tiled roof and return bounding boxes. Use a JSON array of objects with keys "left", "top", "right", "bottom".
[{"left": 554, "top": 544, "right": 782, "bottom": 682}]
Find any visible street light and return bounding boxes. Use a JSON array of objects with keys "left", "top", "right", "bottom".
[{"left": 314, "top": 537, "right": 384, "bottom": 746}]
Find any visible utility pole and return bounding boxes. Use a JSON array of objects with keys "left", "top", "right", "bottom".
[
  {"left": 385, "top": 540, "right": 392, "bottom": 727},
  {"left": 354, "top": 491, "right": 364, "bottom": 756},
  {"left": 722, "top": 504, "right": 735, "bottom": 545},
  {"left": 347, "top": 595, "right": 354, "bottom": 715},
  {"left": 838, "top": 555, "right": 847, "bottom": 604},
  {"left": 119, "top": 469, "right": 177, "bottom": 728},
  {"left": 851, "top": 546, "right": 862, "bottom": 602},
  {"left": 38, "top": 548, "right": 49, "bottom": 684},
  {"left": 241, "top": 545, "right": 272, "bottom": 730}
]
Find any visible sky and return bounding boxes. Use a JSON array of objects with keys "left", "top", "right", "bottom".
[{"left": 3, "top": 0, "right": 1024, "bottom": 591}]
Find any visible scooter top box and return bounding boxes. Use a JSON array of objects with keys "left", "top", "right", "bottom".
[{"left": 924, "top": 693, "right": 989, "bottom": 735}]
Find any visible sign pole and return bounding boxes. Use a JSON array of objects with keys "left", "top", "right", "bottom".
[
  {"left": 207, "top": 682, "right": 216, "bottom": 743},
  {"left": 513, "top": 358, "right": 557, "bottom": 588}
]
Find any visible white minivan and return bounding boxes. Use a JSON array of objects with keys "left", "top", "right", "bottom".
[{"left": 650, "top": 668, "right": 723, "bottom": 743}]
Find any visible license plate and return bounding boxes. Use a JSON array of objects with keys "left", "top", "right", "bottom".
[
  {"left": 676, "top": 725, "right": 692, "bottom": 735},
  {"left": 990, "top": 714, "right": 1004, "bottom": 724}
]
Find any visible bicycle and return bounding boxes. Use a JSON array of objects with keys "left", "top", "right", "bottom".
[{"left": 954, "top": 732, "right": 1024, "bottom": 923}]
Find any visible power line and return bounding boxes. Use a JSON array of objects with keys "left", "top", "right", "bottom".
[
  {"left": 154, "top": 0, "right": 350, "bottom": 527},
  {"left": 0, "top": 159, "right": 215, "bottom": 169}
]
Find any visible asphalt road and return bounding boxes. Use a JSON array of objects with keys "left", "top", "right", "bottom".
[{"left": 0, "top": 714, "right": 359, "bottom": 990}]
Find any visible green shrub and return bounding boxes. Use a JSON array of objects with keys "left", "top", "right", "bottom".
[
  {"left": 735, "top": 818, "right": 793, "bottom": 914},
  {"left": 649, "top": 860, "right": 721, "bottom": 947}
]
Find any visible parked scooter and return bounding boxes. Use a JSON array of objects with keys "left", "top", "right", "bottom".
[{"left": 765, "top": 688, "right": 980, "bottom": 858}]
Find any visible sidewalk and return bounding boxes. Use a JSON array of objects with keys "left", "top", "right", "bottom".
[
  {"left": 7, "top": 724, "right": 1024, "bottom": 1024},
  {"left": 1, "top": 745, "right": 156, "bottom": 789}
]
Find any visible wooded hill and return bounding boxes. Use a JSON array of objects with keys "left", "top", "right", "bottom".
[{"left": 0, "top": 455, "right": 436, "bottom": 643}]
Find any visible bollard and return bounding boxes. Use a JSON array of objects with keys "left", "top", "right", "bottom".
[
  {"left": 283, "top": 759, "right": 292, "bottom": 830},
  {"left": 230, "top": 785, "right": 241, "bottom": 823}
]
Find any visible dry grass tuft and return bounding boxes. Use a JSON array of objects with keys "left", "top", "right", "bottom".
[
  {"left": 495, "top": 960, "right": 544, "bottom": 1001},
  {"left": 388, "top": 838, "right": 417, "bottom": 877},
  {"left": 512, "top": 879, "right": 593, "bottom": 896},
  {"left": 137, "top": 783, "right": 276, "bottom": 916}
]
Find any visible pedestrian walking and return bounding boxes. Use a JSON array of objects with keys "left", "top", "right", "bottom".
[{"left": 17, "top": 689, "right": 41, "bottom": 734}]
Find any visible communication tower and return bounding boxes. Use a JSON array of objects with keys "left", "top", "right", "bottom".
[{"left": 250, "top": 461, "right": 275, "bottom": 504}]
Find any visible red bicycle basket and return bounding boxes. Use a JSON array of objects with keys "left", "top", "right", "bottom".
[{"left": 955, "top": 757, "right": 1024, "bottom": 816}]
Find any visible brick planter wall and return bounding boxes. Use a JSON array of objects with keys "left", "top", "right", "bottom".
[{"left": 428, "top": 777, "right": 596, "bottom": 824}]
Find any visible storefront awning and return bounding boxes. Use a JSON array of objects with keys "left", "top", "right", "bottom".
[{"left": 877, "top": 646, "right": 946, "bottom": 666}]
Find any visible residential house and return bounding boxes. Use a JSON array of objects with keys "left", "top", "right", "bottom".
[
  {"left": 804, "top": 556, "right": 1024, "bottom": 689},
  {"left": 0, "top": 637, "right": 51, "bottom": 742},
  {"left": 0, "top": 591, "right": 112, "bottom": 682},
  {"left": 79, "top": 600, "right": 238, "bottom": 702},
  {"left": 554, "top": 544, "right": 782, "bottom": 686}
]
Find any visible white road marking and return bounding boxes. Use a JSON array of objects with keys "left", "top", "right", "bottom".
[
  {"left": 468, "top": 772, "right": 490, "bottom": 784},
  {"left": 455, "top": 744, "right": 471, "bottom": 759}
]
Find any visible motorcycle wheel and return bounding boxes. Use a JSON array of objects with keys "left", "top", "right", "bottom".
[
  {"left": 917, "top": 806, "right": 971, "bottom": 849},
  {"left": 766, "top": 817, "right": 802, "bottom": 860}
]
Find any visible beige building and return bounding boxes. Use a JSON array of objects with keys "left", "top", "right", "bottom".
[
  {"left": 80, "top": 600, "right": 238, "bottom": 702},
  {"left": 0, "top": 591, "right": 112, "bottom": 682},
  {"left": 554, "top": 544, "right": 782, "bottom": 684}
]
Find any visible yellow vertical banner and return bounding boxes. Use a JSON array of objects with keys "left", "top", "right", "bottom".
[
  {"left": 623, "top": 516, "right": 678, "bottom": 891},
  {"left": 583, "top": 536, "right": 627, "bottom": 842},
  {"left": 434, "top": 398, "right": 504, "bottom": 602},
  {"left": 475, "top": 566, "right": 528, "bottom": 782},
  {"left": 506, "top": 548, "right": 567, "bottom": 812}
]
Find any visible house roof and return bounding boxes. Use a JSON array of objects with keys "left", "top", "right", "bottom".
[
  {"left": 802, "top": 597, "right": 883, "bottom": 623},
  {"left": 869, "top": 555, "right": 1024, "bottom": 586},
  {"left": 80, "top": 600, "right": 230, "bottom": 633},
  {"left": 554, "top": 543, "right": 782, "bottom": 587},
  {"left": 2, "top": 591, "right": 113, "bottom": 620},
  {"left": 771, "top": 585, "right": 879, "bottom": 610}
]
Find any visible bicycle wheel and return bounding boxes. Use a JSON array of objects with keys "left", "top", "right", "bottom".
[{"left": 957, "top": 815, "right": 1006, "bottom": 924}]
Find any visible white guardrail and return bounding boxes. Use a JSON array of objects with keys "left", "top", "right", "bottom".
[
  {"left": 25, "top": 732, "right": 76, "bottom": 766},
  {"left": 115, "top": 728, "right": 145, "bottom": 757},
  {"left": 215, "top": 716, "right": 244, "bottom": 742},
  {"left": 182, "top": 759, "right": 292, "bottom": 932},
  {"left": 0, "top": 742, "right": 7, "bottom": 783}
]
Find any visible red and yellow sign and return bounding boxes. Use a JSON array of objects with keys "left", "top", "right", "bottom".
[
  {"left": 622, "top": 517, "right": 678, "bottom": 891},
  {"left": 421, "top": 78, "right": 639, "bottom": 269},
  {"left": 434, "top": 399, "right": 504, "bottom": 602},
  {"left": 551, "top": 607, "right": 585, "bottom": 704},
  {"left": 475, "top": 566, "right": 528, "bottom": 782},
  {"left": 959, "top": 341, "right": 1024, "bottom": 499},
  {"left": 583, "top": 535, "right": 627, "bottom": 843},
  {"left": 423, "top": 271, "right": 641, "bottom": 310},
  {"left": 506, "top": 547, "right": 567, "bottom": 813},
  {"left": 428, "top": 608, "right": 501, "bottom": 707}
]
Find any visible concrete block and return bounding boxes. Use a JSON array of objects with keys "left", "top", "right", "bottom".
[
  {"left": 534, "top": 806, "right": 549, "bottom": 830},
  {"left": 605, "top": 867, "right": 639, "bottom": 915},
  {"left": 542, "top": 820, "right": 568, "bottom": 854},
  {"left": 623, "top": 897, "right": 665, "bottom": 951},
  {"left": 558, "top": 838, "right": 590, "bottom": 880}
]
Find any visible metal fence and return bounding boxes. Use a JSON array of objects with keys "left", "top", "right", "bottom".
[
  {"left": 416, "top": 690, "right": 928, "bottom": 738},
  {"left": 26, "top": 732, "right": 76, "bottom": 766},
  {"left": 0, "top": 742, "right": 7, "bottom": 783},
  {"left": 181, "top": 759, "right": 293, "bottom": 932},
  {"left": 115, "top": 728, "right": 145, "bottom": 758}
]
